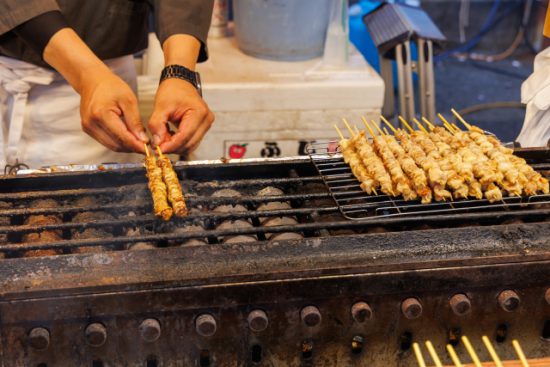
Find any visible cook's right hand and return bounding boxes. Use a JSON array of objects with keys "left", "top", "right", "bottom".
[{"left": 79, "top": 70, "right": 148, "bottom": 153}]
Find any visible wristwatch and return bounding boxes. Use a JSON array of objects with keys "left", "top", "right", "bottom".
[{"left": 160, "top": 64, "right": 202, "bottom": 97}]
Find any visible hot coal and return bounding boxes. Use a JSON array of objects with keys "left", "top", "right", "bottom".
[
  {"left": 71, "top": 211, "right": 114, "bottom": 253},
  {"left": 217, "top": 219, "right": 256, "bottom": 243},
  {"left": 172, "top": 225, "right": 208, "bottom": 247},
  {"left": 212, "top": 189, "right": 247, "bottom": 213},
  {"left": 22, "top": 199, "right": 62, "bottom": 257}
]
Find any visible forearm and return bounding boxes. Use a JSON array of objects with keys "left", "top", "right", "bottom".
[
  {"left": 162, "top": 34, "right": 202, "bottom": 71},
  {"left": 43, "top": 28, "right": 110, "bottom": 94}
]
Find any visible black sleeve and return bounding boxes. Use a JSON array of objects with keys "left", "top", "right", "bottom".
[
  {"left": 154, "top": 0, "right": 214, "bottom": 63},
  {"left": 0, "top": 0, "right": 60, "bottom": 34},
  {"left": 12, "top": 10, "right": 69, "bottom": 56}
]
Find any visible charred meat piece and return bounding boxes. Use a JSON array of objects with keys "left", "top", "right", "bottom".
[
  {"left": 145, "top": 153, "right": 173, "bottom": 221},
  {"left": 157, "top": 153, "right": 188, "bottom": 217}
]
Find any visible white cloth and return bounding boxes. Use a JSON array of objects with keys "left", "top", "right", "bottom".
[
  {"left": 0, "top": 55, "right": 142, "bottom": 169},
  {"left": 517, "top": 47, "right": 550, "bottom": 147}
]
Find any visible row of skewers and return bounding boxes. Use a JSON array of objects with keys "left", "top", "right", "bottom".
[
  {"left": 144, "top": 145, "right": 188, "bottom": 221},
  {"left": 335, "top": 109, "right": 549, "bottom": 204},
  {"left": 413, "top": 334, "right": 536, "bottom": 367}
]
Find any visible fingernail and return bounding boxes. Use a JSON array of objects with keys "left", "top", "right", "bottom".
[
  {"left": 138, "top": 131, "right": 149, "bottom": 142},
  {"left": 153, "top": 134, "right": 161, "bottom": 147}
]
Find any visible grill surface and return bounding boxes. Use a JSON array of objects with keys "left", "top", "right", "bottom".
[{"left": 0, "top": 151, "right": 549, "bottom": 366}]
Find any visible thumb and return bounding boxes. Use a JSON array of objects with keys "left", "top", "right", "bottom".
[
  {"left": 148, "top": 110, "right": 170, "bottom": 147},
  {"left": 119, "top": 99, "right": 148, "bottom": 143}
]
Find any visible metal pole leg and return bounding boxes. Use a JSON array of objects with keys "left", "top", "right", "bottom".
[
  {"left": 403, "top": 40, "right": 415, "bottom": 122},
  {"left": 395, "top": 44, "right": 407, "bottom": 126},
  {"left": 418, "top": 39, "right": 436, "bottom": 122},
  {"left": 379, "top": 55, "right": 395, "bottom": 118}
]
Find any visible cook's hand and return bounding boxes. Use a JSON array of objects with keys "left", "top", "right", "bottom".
[
  {"left": 148, "top": 78, "right": 215, "bottom": 155},
  {"left": 79, "top": 70, "right": 147, "bottom": 153}
]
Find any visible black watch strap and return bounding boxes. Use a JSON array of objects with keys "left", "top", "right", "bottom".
[{"left": 160, "top": 64, "right": 202, "bottom": 96}]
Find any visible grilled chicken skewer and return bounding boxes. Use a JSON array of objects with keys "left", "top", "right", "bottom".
[
  {"left": 361, "top": 119, "right": 417, "bottom": 200},
  {"left": 335, "top": 125, "right": 379, "bottom": 195},
  {"left": 450, "top": 109, "right": 549, "bottom": 196},
  {"left": 156, "top": 147, "right": 189, "bottom": 217},
  {"left": 376, "top": 118, "right": 432, "bottom": 203},
  {"left": 394, "top": 118, "right": 453, "bottom": 202},
  {"left": 342, "top": 120, "right": 396, "bottom": 196},
  {"left": 144, "top": 145, "right": 173, "bottom": 221}
]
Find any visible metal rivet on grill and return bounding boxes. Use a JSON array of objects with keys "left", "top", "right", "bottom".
[
  {"left": 196, "top": 314, "right": 217, "bottom": 337},
  {"left": 139, "top": 318, "right": 161, "bottom": 343},
  {"left": 28, "top": 327, "right": 50, "bottom": 351},
  {"left": 247, "top": 309, "right": 269, "bottom": 332},
  {"left": 545, "top": 288, "right": 550, "bottom": 306},
  {"left": 301, "top": 306, "right": 322, "bottom": 327},
  {"left": 449, "top": 294, "right": 471, "bottom": 316},
  {"left": 351, "top": 302, "right": 373, "bottom": 323},
  {"left": 401, "top": 298, "right": 423, "bottom": 319},
  {"left": 85, "top": 323, "right": 107, "bottom": 347},
  {"left": 498, "top": 290, "right": 520, "bottom": 312}
]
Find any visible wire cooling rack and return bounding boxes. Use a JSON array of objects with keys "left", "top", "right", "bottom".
[{"left": 306, "top": 140, "right": 550, "bottom": 220}]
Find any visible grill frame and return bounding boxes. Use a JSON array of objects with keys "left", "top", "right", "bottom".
[{"left": 0, "top": 153, "right": 550, "bottom": 366}]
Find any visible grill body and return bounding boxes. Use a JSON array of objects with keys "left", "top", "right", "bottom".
[{"left": 0, "top": 150, "right": 549, "bottom": 366}]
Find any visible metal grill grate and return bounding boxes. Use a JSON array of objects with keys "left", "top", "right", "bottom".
[{"left": 306, "top": 140, "right": 550, "bottom": 220}]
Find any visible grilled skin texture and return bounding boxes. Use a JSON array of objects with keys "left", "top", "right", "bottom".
[
  {"left": 157, "top": 155, "right": 188, "bottom": 217},
  {"left": 145, "top": 155, "right": 173, "bottom": 221}
]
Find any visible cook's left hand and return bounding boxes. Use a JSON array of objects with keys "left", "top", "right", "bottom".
[{"left": 148, "top": 78, "right": 215, "bottom": 155}]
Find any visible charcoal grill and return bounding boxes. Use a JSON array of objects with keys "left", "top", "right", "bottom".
[{"left": 0, "top": 149, "right": 549, "bottom": 367}]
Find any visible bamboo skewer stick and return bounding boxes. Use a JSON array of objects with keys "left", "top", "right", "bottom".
[
  {"left": 399, "top": 115, "right": 416, "bottom": 133},
  {"left": 482, "top": 336, "right": 504, "bottom": 367},
  {"left": 144, "top": 143, "right": 150, "bottom": 157},
  {"left": 422, "top": 117, "right": 436, "bottom": 131},
  {"left": 446, "top": 344, "right": 464, "bottom": 367},
  {"left": 426, "top": 341, "right": 443, "bottom": 367},
  {"left": 462, "top": 336, "right": 483, "bottom": 367},
  {"left": 334, "top": 125, "right": 345, "bottom": 141},
  {"left": 380, "top": 116, "right": 398, "bottom": 134},
  {"left": 413, "top": 343, "right": 428, "bottom": 367},
  {"left": 451, "top": 108, "right": 473, "bottom": 130},
  {"left": 437, "top": 113, "right": 457, "bottom": 134},
  {"left": 342, "top": 118, "right": 356, "bottom": 137},
  {"left": 371, "top": 120, "right": 386, "bottom": 136},
  {"left": 361, "top": 117, "right": 377, "bottom": 138},
  {"left": 512, "top": 340, "right": 530, "bottom": 367},
  {"left": 413, "top": 118, "right": 430, "bottom": 134}
]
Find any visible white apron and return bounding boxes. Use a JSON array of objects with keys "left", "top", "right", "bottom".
[
  {"left": 517, "top": 47, "right": 550, "bottom": 147},
  {"left": 0, "top": 55, "right": 142, "bottom": 170}
]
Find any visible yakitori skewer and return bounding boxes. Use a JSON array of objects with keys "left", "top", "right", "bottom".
[
  {"left": 482, "top": 335, "right": 503, "bottom": 367},
  {"left": 446, "top": 344, "right": 464, "bottom": 367},
  {"left": 413, "top": 342, "right": 427, "bottom": 367},
  {"left": 364, "top": 119, "right": 417, "bottom": 200},
  {"left": 377, "top": 117, "right": 432, "bottom": 203},
  {"left": 461, "top": 336, "right": 483, "bottom": 367},
  {"left": 512, "top": 339, "right": 530, "bottom": 367},
  {"left": 334, "top": 124, "right": 379, "bottom": 195},
  {"left": 451, "top": 109, "right": 549, "bottom": 196},
  {"left": 144, "top": 144, "right": 173, "bottom": 221},
  {"left": 425, "top": 340, "right": 443, "bottom": 367},
  {"left": 156, "top": 147, "right": 188, "bottom": 217}
]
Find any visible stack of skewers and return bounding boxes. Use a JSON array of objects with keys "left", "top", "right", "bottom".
[
  {"left": 334, "top": 109, "right": 549, "bottom": 204},
  {"left": 144, "top": 145, "right": 188, "bottom": 221}
]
